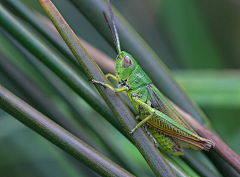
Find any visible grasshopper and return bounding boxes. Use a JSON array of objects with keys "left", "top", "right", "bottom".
[{"left": 91, "top": 0, "right": 215, "bottom": 156}]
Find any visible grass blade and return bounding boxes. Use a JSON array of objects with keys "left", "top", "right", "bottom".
[
  {"left": 0, "top": 85, "right": 135, "bottom": 177},
  {"left": 69, "top": 0, "right": 212, "bottom": 127},
  {"left": 37, "top": 0, "right": 177, "bottom": 176},
  {"left": 0, "top": 4, "right": 123, "bottom": 136}
]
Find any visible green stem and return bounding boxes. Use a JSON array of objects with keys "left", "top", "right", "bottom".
[
  {"left": 69, "top": 0, "right": 213, "bottom": 128},
  {"left": 0, "top": 3, "right": 123, "bottom": 136},
  {"left": 0, "top": 53, "right": 92, "bottom": 147},
  {"left": 3, "top": 0, "right": 84, "bottom": 75},
  {"left": 0, "top": 85, "right": 134, "bottom": 177},
  {"left": 37, "top": 0, "right": 177, "bottom": 176}
]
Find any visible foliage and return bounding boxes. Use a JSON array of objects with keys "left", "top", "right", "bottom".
[{"left": 0, "top": 0, "right": 240, "bottom": 176}]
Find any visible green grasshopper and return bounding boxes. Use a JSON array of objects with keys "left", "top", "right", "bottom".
[{"left": 91, "top": 0, "right": 215, "bottom": 156}]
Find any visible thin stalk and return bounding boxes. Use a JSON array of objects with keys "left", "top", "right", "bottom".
[
  {"left": 69, "top": 0, "right": 213, "bottom": 128},
  {"left": 0, "top": 5, "right": 194, "bottom": 176},
  {"left": 0, "top": 85, "right": 134, "bottom": 177},
  {"left": 173, "top": 101, "right": 240, "bottom": 174},
  {"left": 0, "top": 4, "right": 123, "bottom": 137},
  {"left": 67, "top": 0, "right": 240, "bottom": 174},
  {"left": 2, "top": 34, "right": 144, "bottom": 175},
  {"left": 0, "top": 53, "right": 92, "bottom": 147},
  {"left": 3, "top": 0, "right": 85, "bottom": 75},
  {"left": 37, "top": 0, "right": 177, "bottom": 176}
]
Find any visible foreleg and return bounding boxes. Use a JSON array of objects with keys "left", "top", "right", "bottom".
[
  {"left": 90, "top": 79, "right": 130, "bottom": 93},
  {"left": 105, "top": 74, "right": 117, "bottom": 81}
]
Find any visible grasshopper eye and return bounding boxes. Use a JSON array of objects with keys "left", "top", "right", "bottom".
[
  {"left": 122, "top": 56, "right": 132, "bottom": 67},
  {"left": 118, "top": 57, "right": 122, "bottom": 60}
]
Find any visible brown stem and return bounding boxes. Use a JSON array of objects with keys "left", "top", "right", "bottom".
[{"left": 171, "top": 100, "right": 240, "bottom": 174}]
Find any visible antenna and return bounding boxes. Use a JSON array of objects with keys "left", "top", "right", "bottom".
[
  {"left": 103, "top": 12, "right": 118, "bottom": 54},
  {"left": 106, "top": 0, "right": 121, "bottom": 54}
]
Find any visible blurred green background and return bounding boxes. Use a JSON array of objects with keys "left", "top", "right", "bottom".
[{"left": 0, "top": 0, "right": 240, "bottom": 176}]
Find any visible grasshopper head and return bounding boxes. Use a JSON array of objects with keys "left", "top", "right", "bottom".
[
  {"left": 104, "top": 1, "right": 138, "bottom": 81},
  {"left": 115, "top": 51, "right": 138, "bottom": 81}
]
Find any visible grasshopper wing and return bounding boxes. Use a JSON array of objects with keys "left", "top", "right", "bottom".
[
  {"left": 147, "top": 85, "right": 215, "bottom": 151},
  {"left": 147, "top": 84, "right": 196, "bottom": 134}
]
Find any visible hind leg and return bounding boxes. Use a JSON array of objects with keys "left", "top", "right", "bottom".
[{"left": 143, "top": 123, "right": 158, "bottom": 147}]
